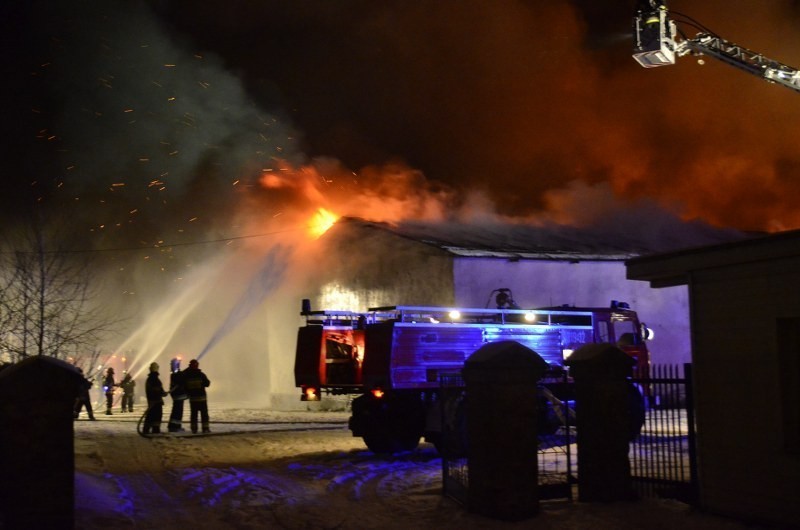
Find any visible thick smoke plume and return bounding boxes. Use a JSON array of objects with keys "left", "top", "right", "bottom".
[{"left": 149, "top": 0, "right": 800, "bottom": 232}]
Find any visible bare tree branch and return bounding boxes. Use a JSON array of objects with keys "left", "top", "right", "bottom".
[{"left": 0, "top": 212, "right": 124, "bottom": 363}]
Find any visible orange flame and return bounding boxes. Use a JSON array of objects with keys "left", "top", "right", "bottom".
[{"left": 308, "top": 207, "right": 338, "bottom": 238}]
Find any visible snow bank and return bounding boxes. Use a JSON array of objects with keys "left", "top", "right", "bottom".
[{"left": 72, "top": 408, "right": 755, "bottom": 529}]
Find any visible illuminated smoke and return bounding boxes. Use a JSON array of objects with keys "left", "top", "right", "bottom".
[
  {"left": 10, "top": 1, "right": 800, "bottom": 236},
  {"left": 194, "top": 244, "right": 290, "bottom": 360},
  {"left": 115, "top": 252, "right": 230, "bottom": 381},
  {"left": 142, "top": 0, "right": 800, "bottom": 233}
]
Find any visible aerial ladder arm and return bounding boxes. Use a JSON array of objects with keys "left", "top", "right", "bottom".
[{"left": 633, "top": 1, "right": 800, "bottom": 94}]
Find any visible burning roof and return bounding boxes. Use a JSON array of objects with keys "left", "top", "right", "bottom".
[{"left": 330, "top": 217, "right": 752, "bottom": 262}]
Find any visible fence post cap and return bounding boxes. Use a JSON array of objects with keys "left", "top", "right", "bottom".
[{"left": 564, "top": 343, "right": 634, "bottom": 379}]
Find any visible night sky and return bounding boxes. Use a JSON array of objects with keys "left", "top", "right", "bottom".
[{"left": 4, "top": 0, "right": 800, "bottom": 250}]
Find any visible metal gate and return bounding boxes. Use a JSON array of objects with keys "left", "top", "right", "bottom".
[
  {"left": 439, "top": 372, "right": 575, "bottom": 505},
  {"left": 630, "top": 363, "right": 698, "bottom": 504},
  {"left": 535, "top": 388, "right": 576, "bottom": 501},
  {"left": 439, "top": 372, "right": 468, "bottom": 504},
  {"left": 441, "top": 364, "right": 696, "bottom": 506}
]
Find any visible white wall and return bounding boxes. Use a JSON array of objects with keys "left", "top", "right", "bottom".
[
  {"left": 452, "top": 258, "right": 691, "bottom": 366},
  {"left": 688, "top": 257, "right": 800, "bottom": 526}
]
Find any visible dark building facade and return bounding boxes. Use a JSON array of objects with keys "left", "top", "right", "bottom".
[{"left": 627, "top": 229, "right": 800, "bottom": 527}]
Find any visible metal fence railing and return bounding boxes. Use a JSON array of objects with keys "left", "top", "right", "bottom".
[
  {"left": 441, "top": 363, "right": 697, "bottom": 507},
  {"left": 439, "top": 372, "right": 575, "bottom": 505},
  {"left": 439, "top": 372, "right": 468, "bottom": 505},
  {"left": 536, "top": 388, "right": 576, "bottom": 501},
  {"left": 630, "top": 363, "right": 698, "bottom": 504}
]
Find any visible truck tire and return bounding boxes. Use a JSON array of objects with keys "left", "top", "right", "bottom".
[
  {"left": 350, "top": 392, "right": 425, "bottom": 454},
  {"left": 363, "top": 430, "right": 420, "bottom": 454}
]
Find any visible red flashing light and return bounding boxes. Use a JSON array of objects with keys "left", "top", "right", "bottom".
[
  {"left": 302, "top": 386, "right": 320, "bottom": 401},
  {"left": 371, "top": 389, "right": 385, "bottom": 399}
]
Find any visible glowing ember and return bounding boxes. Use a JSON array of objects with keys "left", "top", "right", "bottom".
[{"left": 308, "top": 208, "right": 338, "bottom": 238}]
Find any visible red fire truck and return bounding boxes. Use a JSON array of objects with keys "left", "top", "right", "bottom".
[{"left": 294, "top": 296, "right": 652, "bottom": 453}]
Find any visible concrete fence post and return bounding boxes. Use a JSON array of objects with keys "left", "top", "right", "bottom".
[
  {"left": 0, "top": 356, "right": 83, "bottom": 529},
  {"left": 462, "top": 340, "right": 549, "bottom": 520},
  {"left": 565, "top": 343, "right": 638, "bottom": 502}
]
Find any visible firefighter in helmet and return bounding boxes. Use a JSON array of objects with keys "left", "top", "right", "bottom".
[
  {"left": 144, "top": 362, "right": 168, "bottom": 434},
  {"left": 73, "top": 367, "right": 96, "bottom": 421},
  {"left": 183, "top": 359, "right": 211, "bottom": 433},
  {"left": 120, "top": 372, "right": 136, "bottom": 413},
  {"left": 103, "top": 367, "right": 117, "bottom": 415},
  {"left": 167, "top": 357, "right": 187, "bottom": 432}
]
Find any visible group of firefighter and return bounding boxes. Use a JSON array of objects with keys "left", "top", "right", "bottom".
[
  {"left": 73, "top": 358, "right": 211, "bottom": 434},
  {"left": 144, "top": 358, "right": 211, "bottom": 434}
]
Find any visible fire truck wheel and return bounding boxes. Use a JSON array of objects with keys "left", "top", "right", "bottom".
[
  {"left": 351, "top": 392, "right": 425, "bottom": 453},
  {"left": 363, "top": 431, "right": 420, "bottom": 454}
]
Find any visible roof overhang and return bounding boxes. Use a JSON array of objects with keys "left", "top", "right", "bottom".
[
  {"left": 443, "top": 246, "right": 636, "bottom": 261},
  {"left": 626, "top": 229, "right": 800, "bottom": 288}
]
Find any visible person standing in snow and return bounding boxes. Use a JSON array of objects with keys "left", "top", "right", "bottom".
[
  {"left": 144, "top": 362, "right": 168, "bottom": 434},
  {"left": 183, "top": 359, "right": 211, "bottom": 433},
  {"left": 103, "top": 367, "right": 117, "bottom": 415},
  {"left": 167, "top": 357, "right": 187, "bottom": 432},
  {"left": 73, "top": 368, "right": 96, "bottom": 421},
  {"left": 120, "top": 372, "right": 136, "bottom": 413}
]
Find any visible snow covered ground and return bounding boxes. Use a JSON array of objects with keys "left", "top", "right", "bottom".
[{"left": 73, "top": 407, "right": 758, "bottom": 529}]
